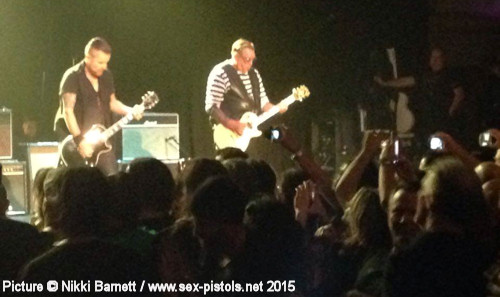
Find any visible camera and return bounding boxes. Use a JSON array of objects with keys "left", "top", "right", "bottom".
[
  {"left": 265, "top": 126, "right": 283, "bottom": 141},
  {"left": 479, "top": 131, "right": 496, "bottom": 148},
  {"left": 429, "top": 136, "right": 444, "bottom": 150},
  {"left": 394, "top": 139, "right": 400, "bottom": 157}
]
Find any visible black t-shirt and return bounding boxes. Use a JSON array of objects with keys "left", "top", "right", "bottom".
[
  {"left": 54, "top": 61, "right": 115, "bottom": 136},
  {"left": 417, "top": 69, "right": 461, "bottom": 119}
]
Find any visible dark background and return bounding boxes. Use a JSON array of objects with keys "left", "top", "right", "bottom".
[{"left": 1, "top": 0, "right": 498, "bottom": 171}]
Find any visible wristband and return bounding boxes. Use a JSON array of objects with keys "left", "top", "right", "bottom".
[{"left": 73, "top": 134, "right": 83, "bottom": 146}]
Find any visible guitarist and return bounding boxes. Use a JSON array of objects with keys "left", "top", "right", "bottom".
[
  {"left": 205, "top": 38, "right": 287, "bottom": 147},
  {"left": 53, "top": 37, "right": 143, "bottom": 175}
]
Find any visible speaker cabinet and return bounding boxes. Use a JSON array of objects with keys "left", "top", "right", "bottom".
[
  {"left": 0, "top": 109, "right": 12, "bottom": 159},
  {"left": 122, "top": 113, "right": 179, "bottom": 161},
  {"left": 1, "top": 161, "right": 28, "bottom": 215},
  {"left": 23, "top": 142, "right": 59, "bottom": 189}
]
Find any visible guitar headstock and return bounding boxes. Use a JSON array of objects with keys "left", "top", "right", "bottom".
[
  {"left": 142, "top": 91, "right": 160, "bottom": 110},
  {"left": 292, "top": 85, "right": 310, "bottom": 102}
]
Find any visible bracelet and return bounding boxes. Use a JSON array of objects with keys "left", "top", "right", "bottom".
[{"left": 73, "top": 134, "right": 83, "bottom": 146}]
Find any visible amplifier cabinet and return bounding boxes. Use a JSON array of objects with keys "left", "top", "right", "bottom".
[
  {"left": 22, "top": 142, "right": 59, "bottom": 190},
  {"left": 122, "top": 113, "right": 179, "bottom": 161},
  {"left": 1, "top": 161, "right": 28, "bottom": 215},
  {"left": 0, "top": 109, "right": 12, "bottom": 159}
]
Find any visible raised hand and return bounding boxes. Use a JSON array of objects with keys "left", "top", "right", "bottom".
[{"left": 362, "top": 130, "right": 391, "bottom": 155}]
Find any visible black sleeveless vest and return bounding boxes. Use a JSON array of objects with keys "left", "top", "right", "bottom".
[{"left": 220, "top": 64, "right": 262, "bottom": 120}]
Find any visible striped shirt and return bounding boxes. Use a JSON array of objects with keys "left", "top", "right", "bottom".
[{"left": 205, "top": 59, "right": 269, "bottom": 112}]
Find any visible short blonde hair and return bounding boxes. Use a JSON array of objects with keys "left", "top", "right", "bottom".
[{"left": 231, "top": 38, "right": 255, "bottom": 56}]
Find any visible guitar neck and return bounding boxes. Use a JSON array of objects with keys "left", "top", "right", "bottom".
[
  {"left": 101, "top": 105, "right": 142, "bottom": 140},
  {"left": 255, "top": 94, "right": 295, "bottom": 127}
]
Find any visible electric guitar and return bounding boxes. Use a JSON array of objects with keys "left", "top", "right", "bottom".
[
  {"left": 213, "top": 85, "right": 310, "bottom": 151},
  {"left": 59, "top": 91, "right": 160, "bottom": 167}
]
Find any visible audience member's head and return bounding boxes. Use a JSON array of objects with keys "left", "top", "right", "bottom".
[
  {"left": 222, "top": 158, "right": 260, "bottom": 197},
  {"left": 177, "top": 158, "right": 228, "bottom": 198},
  {"left": 387, "top": 181, "right": 421, "bottom": 250},
  {"left": 43, "top": 167, "right": 69, "bottom": 230},
  {"left": 46, "top": 167, "right": 111, "bottom": 239},
  {"left": 215, "top": 147, "right": 249, "bottom": 161},
  {"left": 127, "top": 158, "right": 175, "bottom": 227},
  {"left": 106, "top": 172, "right": 140, "bottom": 231},
  {"left": 246, "top": 159, "right": 277, "bottom": 197},
  {"left": 344, "top": 187, "right": 391, "bottom": 249},
  {"left": 175, "top": 158, "right": 228, "bottom": 218},
  {"left": 418, "top": 156, "right": 492, "bottom": 238},
  {"left": 475, "top": 161, "right": 500, "bottom": 184},
  {"left": 418, "top": 150, "right": 449, "bottom": 172},
  {"left": 31, "top": 167, "right": 54, "bottom": 230},
  {"left": 243, "top": 197, "right": 304, "bottom": 283},
  {"left": 190, "top": 176, "right": 248, "bottom": 257}
]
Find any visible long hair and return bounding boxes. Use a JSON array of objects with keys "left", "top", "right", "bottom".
[{"left": 344, "top": 187, "right": 391, "bottom": 249}]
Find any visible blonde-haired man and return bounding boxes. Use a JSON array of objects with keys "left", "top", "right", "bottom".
[{"left": 205, "top": 38, "right": 286, "bottom": 141}]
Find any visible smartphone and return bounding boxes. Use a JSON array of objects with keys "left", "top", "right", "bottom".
[
  {"left": 394, "top": 139, "right": 400, "bottom": 157},
  {"left": 269, "top": 127, "right": 282, "bottom": 141},
  {"left": 479, "top": 132, "right": 496, "bottom": 148},
  {"left": 429, "top": 136, "right": 444, "bottom": 150}
]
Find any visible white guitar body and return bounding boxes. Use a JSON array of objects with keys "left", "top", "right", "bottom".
[
  {"left": 213, "top": 85, "right": 310, "bottom": 151},
  {"left": 213, "top": 112, "right": 262, "bottom": 151}
]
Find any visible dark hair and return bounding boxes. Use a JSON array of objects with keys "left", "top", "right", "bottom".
[
  {"left": 106, "top": 172, "right": 140, "bottom": 230},
  {"left": 215, "top": 147, "right": 249, "bottom": 161},
  {"left": 425, "top": 157, "right": 492, "bottom": 235},
  {"left": 178, "top": 158, "right": 228, "bottom": 196},
  {"left": 50, "top": 167, "right": 111, "bottom": 238},
  {"left": 344, "top": 187, "right": 391, "bottom": 249},
  {"left": 85, "top": 37, "right": 112, "bottom": 55},
  {"left": 222, "top": 158, "right": 260, "bottom": 197},
  {"left": 190, "top": 176, "right": 248, "bottom": 224},
  {"left": 175, "top": 158, "right": 228, "bottom": 219},
  {"left": 246, "top": 159, "right": 277, "bottom": 196},
  {"left": 127, "top": 158, "right": 176, "bottom": 214},
  {"left": 243, "top": 197, "right": 305, "bottom": 283}
]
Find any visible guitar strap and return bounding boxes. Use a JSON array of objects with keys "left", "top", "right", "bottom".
[
  {"left": 248, "top": 69, "right": 262, "bottom": 113},
  {"left": 221, "top": 65, "right": 261, "bottom": 119}
]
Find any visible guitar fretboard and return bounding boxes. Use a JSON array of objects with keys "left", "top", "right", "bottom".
[
  {"left": 255, "top": 94, "right": 295, "bottom": 127},
  {"left": 101, "top": 105, "right": 142, "bottom": 140}
]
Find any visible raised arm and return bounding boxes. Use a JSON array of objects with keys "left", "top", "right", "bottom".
[
  {"left": 374, "top": 76, "right": 416, "bottom": 89},
  {"left": 335, "top": 130, "right": 389, "bottom": 206},
  {"left": 275, "top": 125, "right": 342, "bottom": 216},
  {"left": 433, "top": 131, "right": 480, "bottom": 170}
]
